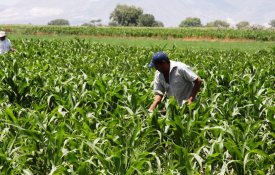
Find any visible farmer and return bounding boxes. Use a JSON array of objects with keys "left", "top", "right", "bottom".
[
  {"left": 0, "top": 31, "right": 14, "bottom": 54},
  {"left": 148, "top": 51, "right": 202, "bottom": 112}
]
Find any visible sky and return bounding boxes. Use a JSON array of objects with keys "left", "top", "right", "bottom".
[{"left": 0, "top": 0, "right": 274, "bottom": 27}]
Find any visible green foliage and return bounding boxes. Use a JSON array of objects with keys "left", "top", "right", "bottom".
[
  {"left": 269, "top": 19, "right": 275, "bottom": 28},
  {"left": 108, "top": 21, "right": 119, "bottom": 27},
  {"left": 110, "top": 4, "right": 143, "bottom": 26},
  {"left": 138, "top": 14, "right": 156, "bottom": 27},
  {"left": 82, "top": 19, "right": 102, "bottom": 27},
  {"left": 109, "top": 5, "right": 163, "bottom": 27},
  {"left": 0, "top": 37, "right": 274, "bottom": 174},
  {"left": 138, "top": 14, "right": 163, "bottom": 27},
  {"left": 236, "top": 21, "right": 250, "bottom": 29},
  {"left": 153, "top": 21, "right": 164, "bottom": 27},
  {"left": 206, "top": 20, "right": 230, "bottom": 28},
  {"left": 179, "top": 17, "right": 202, "bottom": 27},
  {"left": 48, "top": 19, "right": 70, "bottom": 26}
]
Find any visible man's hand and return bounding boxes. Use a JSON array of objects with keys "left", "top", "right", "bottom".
[
  {"left": 148, "top": 108, "right": 154, "bottom": 113},
  {"left": 188, "top": 77, "right": 202, "bottom": 105},
  {"left": 148, "top": 95, "right": 163, "bottom": 113},
  {"left": 187, "top": 97, "right": 193, "bottom": 105}
]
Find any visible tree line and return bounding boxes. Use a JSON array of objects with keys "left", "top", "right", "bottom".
[{"left": 47, "top": 4, "right": 275, "bottom": 28}]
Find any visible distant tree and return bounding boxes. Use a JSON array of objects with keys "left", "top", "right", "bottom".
[
  {"left": 250, "top": 24, "right": 265, "bottom": 30},
  {"left": 138, "top": 14, "right": 156, "bottom": 27},
  {"left": 153, "top": 21, "right": 164, "bottom": 27},
  {"left": 48, "top": 19, "right": 70, "bottom": 26},
  {"left": 82, "top": 23, "right": 93, "bottom": 27},
  {"left": 269, "top": 19, "right": 275, "bottom": 28},
  {"left": 205, "top": 22, "right": 214, "bottom": 27},
  {"left": 206, "top": 20, "right": 230, "bottom": 28},
  {"left": 108, "top": 21, "right": 119, "bottom": 26},
  {"left": 91, "top": 19, "right": 102, "bottom": 26},
  {"left": 236, "top": 21, "right": 250, "bottom": 29},
  {"left": 82, "top": 19, "right": 102, "bottom": 27},
  {"left": 179, "top": 17, "right": 202, "bottom": 27},
  {"left": 110, "top": 4, "right": 143, "bottom": 26}
]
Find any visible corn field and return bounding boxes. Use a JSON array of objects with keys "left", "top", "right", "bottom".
[{"left": 0, "top": 39, "right": 274, "bottom": 174}]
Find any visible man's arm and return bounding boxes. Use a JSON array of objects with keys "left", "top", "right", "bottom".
[
  {"left": 149, "top": 94, "right": 163, "bottom": 112},
  {"left": 188, "top": 77, "right": 202, "bottom": 104},
  {"left": 149, "top": 72, "right": 164, "bottom": 113},
  {"left": 8, "top": 39, "right": 15, "bottom": 52}
]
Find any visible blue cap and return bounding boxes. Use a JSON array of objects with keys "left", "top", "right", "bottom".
[{"left": 148, "top": 52, "right": 169, "bottom": 68}]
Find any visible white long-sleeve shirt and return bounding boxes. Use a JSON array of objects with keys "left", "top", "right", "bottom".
[{"left": 0, "top": 39, "right": 12, "bottom": 54}]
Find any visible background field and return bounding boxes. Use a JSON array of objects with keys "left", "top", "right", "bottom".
[
  {"left": 2, "top": 25, "right": 275, "bottom": 41},
  {"left": 0, "top": 26, "right": 274, "bottom": 174},
  {"left": 3, "top": 25, "right": 274, "bottom": 52},
  {"left": 9, "top": 34, "right": 275, "bottom": 52}
]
